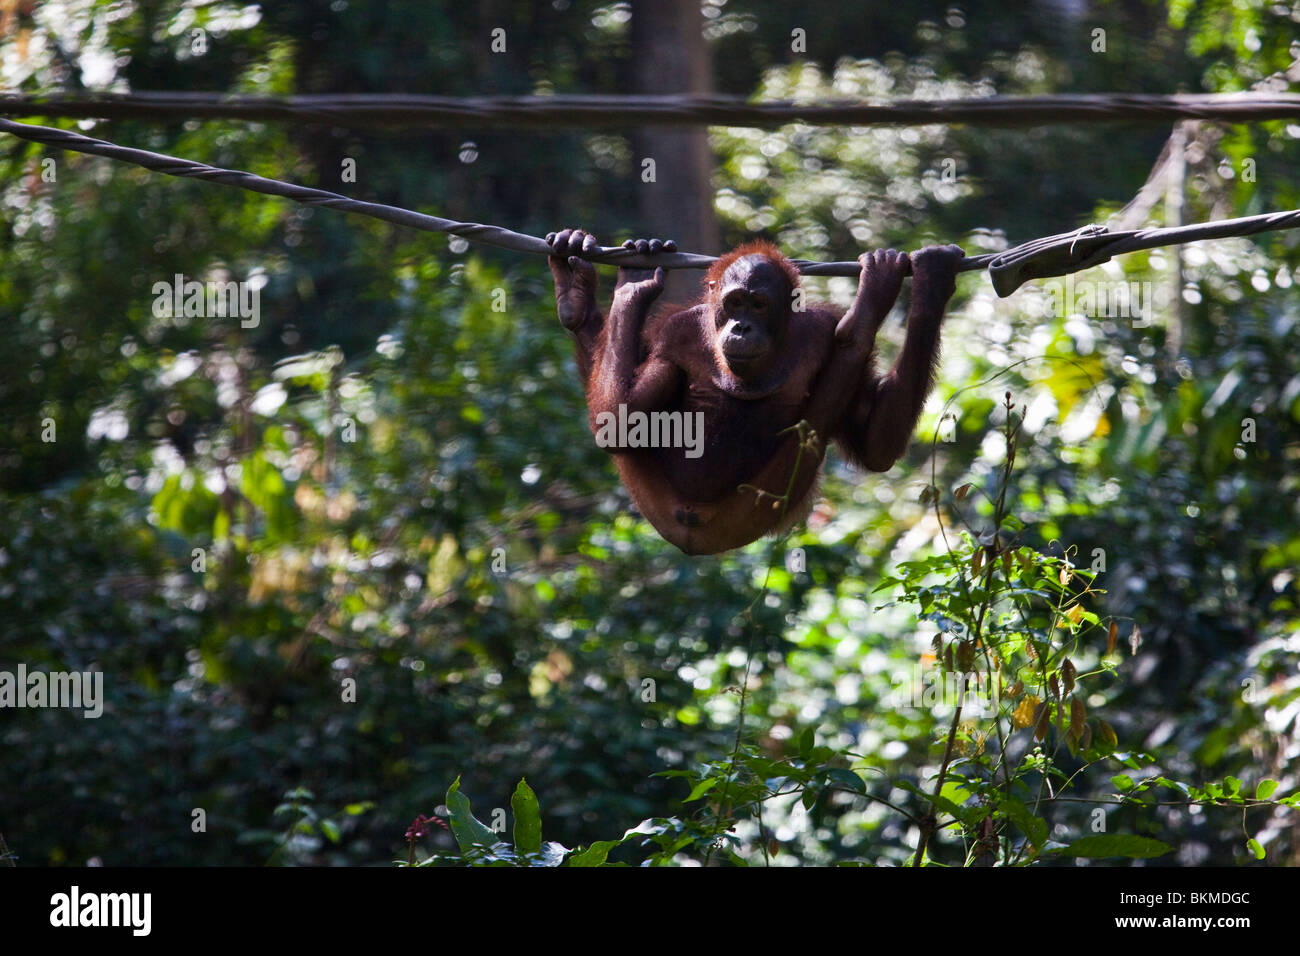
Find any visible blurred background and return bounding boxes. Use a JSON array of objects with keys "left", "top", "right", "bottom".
[{"left": 0, "top": 0, "right": 1297, "bottom": 866}]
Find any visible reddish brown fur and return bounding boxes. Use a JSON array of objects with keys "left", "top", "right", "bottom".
[
  {"left": 548, "top": 230, "right": 963, "bottom": 554},
  {"left": 702, "top": 240, "right": 802, "bottom": 299}
]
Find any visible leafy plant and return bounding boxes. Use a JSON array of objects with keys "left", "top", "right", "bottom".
[{"left": 422, "top": 392, "right": 1297, "bottom": 866}]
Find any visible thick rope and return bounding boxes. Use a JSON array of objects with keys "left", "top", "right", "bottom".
[
  {"left": 0, "top": 116, "right": 979, "bottom": 276},
  {"left": 2, "top": 91, "right": 1300, "bottom": 129},
  {"left": 1, "top": 117, "right": 1297, "bottom": 295}
]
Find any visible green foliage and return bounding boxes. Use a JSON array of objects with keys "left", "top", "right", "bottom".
[
  {"left": 2, "top": 0, "right": 1298, "bottom": 869},
  {"left": 412, "top": 777, "right": 625, "bottom": 867},
  {"left": 416, "top": 391, "right": 1296, "bottom": 866},
  {"left": 241, "top": 789, "right": 374, "bottom": 866}
]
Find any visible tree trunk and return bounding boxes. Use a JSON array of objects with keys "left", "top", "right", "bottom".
[{"left": 631, "top": 0, "right": 718, "bottom": 298}]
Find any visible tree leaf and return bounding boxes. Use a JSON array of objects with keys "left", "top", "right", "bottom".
[
  {"left": 567, "top": 839, "right": 625, "bottom": 867},
  {"left": 1069, "top": 696, "right": 1086, "bottom": 736},
  {"left": 685, "top": 777, "right": 719, "bottom": 803},
  {"left": 797, "top": 726, "right": 815, "bottom": 758},
  {"left": 445, "top": 776, "right": 500, "bottom": 853},
  {"left": 1061, "top": 659, "right": 1077, "bottom": 695},
  {"left": 511, "top": 778, "right": 542, "bottom": 855},
  {"left": 1001, "top": 796, "right": 1048, "bottom": 849},
  {"left": 1012, "top": 695, "right": 1041, "bottom": 728},
  {"left": 538, "top": 841, "right": 569, "bottom": 867},
  {"left": 827, "top": 768, "right": 867, "bottom": 794},
  {"left": 1034, "top": 703, "right": 1050, "bottom": 741}
]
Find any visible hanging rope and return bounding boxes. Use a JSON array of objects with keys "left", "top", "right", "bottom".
[
  {"left": 1, "top": 117, "right": 1297, "bottom": 296},
  {"left": 2, "top": 91, "right": 1300, "bottom": 129}
]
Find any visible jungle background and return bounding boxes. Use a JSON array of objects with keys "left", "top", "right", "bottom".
[{"left": 1, "top": 0, "right": 1298, "bottom": 866}]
